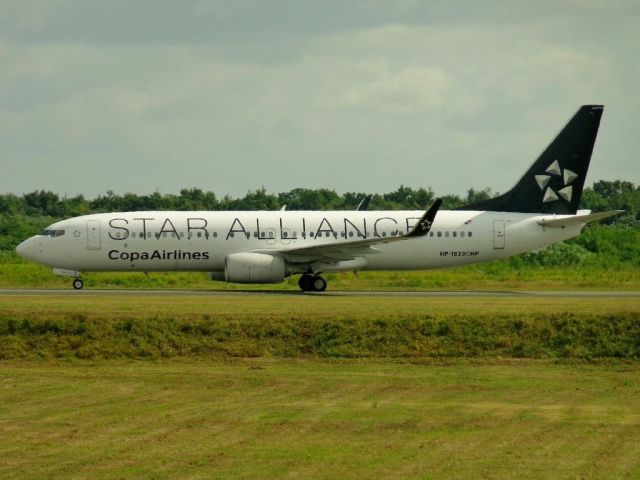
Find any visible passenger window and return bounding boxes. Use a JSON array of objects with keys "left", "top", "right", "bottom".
[
  {"left": 469, "top": 232, "right": 473, "bottom": 237},
  {"left": 452, "top": 232, "right": 457, "bottom": 237},
  {"left": 349, "top": 231, "right": 354, "bottom": 237},
  {"left": 437, "top": 232, "right": 442, "bottom": 238}
]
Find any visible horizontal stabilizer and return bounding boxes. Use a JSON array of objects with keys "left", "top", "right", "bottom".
[{"left": 538, "top": 210, "right": 624, "bottom": 228}]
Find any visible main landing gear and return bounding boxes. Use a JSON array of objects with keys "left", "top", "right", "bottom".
[
  {"left": 298, "top": 274, "right": 327, "bottom": 292},
  {"left": 72, "top": 278, "right": 84, "bottom": 290}
]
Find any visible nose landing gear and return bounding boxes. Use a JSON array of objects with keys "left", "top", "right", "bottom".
[
  {"left": 52, "top": 268, "right": 84, "bottom": 290},
  {"left": 298, "top": 274, "right": 327, "bottom": 292}
]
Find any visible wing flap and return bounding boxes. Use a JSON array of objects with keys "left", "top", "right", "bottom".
[{"left": 254, "top": 245, "right": 382, "bottom": 263}]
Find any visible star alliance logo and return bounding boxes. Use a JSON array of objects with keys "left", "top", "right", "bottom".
[{"left": 535, "top": 160, "right": 578, "bottom": 204}]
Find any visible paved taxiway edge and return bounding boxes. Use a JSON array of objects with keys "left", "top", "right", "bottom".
[{"left": 0, "top": 289, "right": 638, "bottom": 298}]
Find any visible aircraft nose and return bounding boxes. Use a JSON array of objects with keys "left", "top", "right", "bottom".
[{"left": 16, "top": 237, "right": 38, "bottom": 262}]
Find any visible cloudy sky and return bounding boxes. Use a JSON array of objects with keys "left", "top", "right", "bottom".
[{"left": 1, "top": 0, "right": 638, "bottom": 200}]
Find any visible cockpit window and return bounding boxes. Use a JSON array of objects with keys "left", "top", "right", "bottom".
[{"left": 39, "top": 229, "right": 66, "bottom": 237}]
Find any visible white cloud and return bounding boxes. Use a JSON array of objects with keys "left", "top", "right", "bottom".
[{"left": 338, "top": 66, "right": 449, "bottom": 113}]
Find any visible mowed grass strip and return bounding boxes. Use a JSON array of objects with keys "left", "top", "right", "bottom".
[
  {"left": 1, "top": 359, "right": 639, "bottom": 479},
  {"left": 2, "top": 293, "right": 639, "bottom": 318},
  {"left": 1, "top": 295, "right": 639, "bottom": 360}
]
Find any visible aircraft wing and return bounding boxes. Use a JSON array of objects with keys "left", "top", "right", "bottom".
[
  {"left": 538, "top": 210, "right": 624, "bottom": 228},
  {"left": 252, "top": 199, "right": 442, "bottom": 263}
]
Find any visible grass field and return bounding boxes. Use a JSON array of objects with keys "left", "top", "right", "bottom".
[
  {"left": 1, "top": 293, "right": 639, "bottom": 478},
  {"left": 1, "top": 359, "right": 640, "bottom": 479}
]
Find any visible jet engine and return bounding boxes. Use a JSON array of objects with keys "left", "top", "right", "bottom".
[{"left": 223, "top": 252, "right": 286, "bottom": 283}]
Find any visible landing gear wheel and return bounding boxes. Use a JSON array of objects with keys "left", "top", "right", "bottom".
[
  {"left": 72, "top": 278, "right": 84, "bottom": 290},
  {"left": 311, "top": 276, "right": 327, "bottom": 292},
  {"left": 298, "top": 274, "right": 327, "bottom": 292},
  {"left": 298, "top": 274, "right": 314, "bottom": 292}
]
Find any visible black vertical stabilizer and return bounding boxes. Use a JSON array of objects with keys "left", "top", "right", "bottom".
[{"left": 458, "top": 105, "right": 603, "bottom": 214}]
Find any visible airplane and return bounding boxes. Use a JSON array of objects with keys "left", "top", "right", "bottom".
[{"left": 16, "top": 105, "right": 622, "bottom": 292}]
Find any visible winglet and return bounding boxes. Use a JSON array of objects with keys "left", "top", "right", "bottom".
[
  {"left": 356, "top": 194, "right": 372, "bottom": 211},
  {"left": 406, "top": 198, "right": 442, "bottom": 237}
]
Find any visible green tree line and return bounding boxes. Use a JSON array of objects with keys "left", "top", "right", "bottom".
[{"left": 1, "top": 180, "right": 638, "bottom": 219}]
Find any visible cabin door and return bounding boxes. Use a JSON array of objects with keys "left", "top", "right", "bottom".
[
  {"left": 87, "top": 220, "right": 101, "bottom": 250},
  {"left": 493, "top": 220, "right": 505, "bottom": 249}
]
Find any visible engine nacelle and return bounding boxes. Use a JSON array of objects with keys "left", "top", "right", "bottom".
[{"left": 224, "top": 253, "right": 286, "bottom": 284}]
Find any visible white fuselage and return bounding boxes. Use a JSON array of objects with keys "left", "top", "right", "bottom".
[{"left": 16, "top": 209, "right": 583, "bottom": 275}]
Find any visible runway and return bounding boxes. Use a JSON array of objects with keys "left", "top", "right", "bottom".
[{"left": 0, "top": 288, "right": 638, "bottom": 298}]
